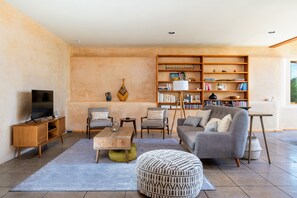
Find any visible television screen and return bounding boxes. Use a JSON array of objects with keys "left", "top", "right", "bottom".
[{"left": 31, "top": 90, "right": 54, "bottom": 120}]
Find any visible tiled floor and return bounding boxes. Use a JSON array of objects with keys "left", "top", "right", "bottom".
[{"left": 1, "top": 130, "right": 297, "bottom": 198}]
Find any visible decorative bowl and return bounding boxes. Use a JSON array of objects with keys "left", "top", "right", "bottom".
[{"left": 229, "top": 95, "right": 240, "bottom": 99}]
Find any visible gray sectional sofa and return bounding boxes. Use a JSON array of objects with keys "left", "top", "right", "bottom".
[{"left": 177, "top": 105, "right": 248, "bottom": 167}]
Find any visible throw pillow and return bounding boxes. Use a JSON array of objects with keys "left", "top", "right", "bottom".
[
  {"left": 147, "top": 110, "right": 164, "bottom": 120},
  {"left": 218, "top": 114, "right": 232, "bottom": 132},
  {"left": 183, "top": 116, "right": 202, "bottom": 127},
  {"left": 196, "top": 109, "right": 212, "bottom": 127},
  {"left": 204, "top": 119, "right": 219, "bottom": 132},
  {"left": 91, "top": 112, "right": 108, "bottom": 120}
]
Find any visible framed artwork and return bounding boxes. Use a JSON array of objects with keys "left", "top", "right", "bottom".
[{"left": 290, "top": 61, "right": 297, "bottom": 103}]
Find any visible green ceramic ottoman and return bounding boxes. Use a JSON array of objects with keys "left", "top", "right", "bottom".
[{"left": 108, "top": 143, "right": 137, "bottom": 162}]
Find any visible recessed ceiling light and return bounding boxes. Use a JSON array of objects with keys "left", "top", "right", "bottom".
[
  {"left": 168, "top": 32, "right": 175, "bottom": 35},
  {"left": 74, "top": 39, "right": 81, "bottom": 43},
  {"left": 268, "top": 31, "right": 276, "bottom": 34}
]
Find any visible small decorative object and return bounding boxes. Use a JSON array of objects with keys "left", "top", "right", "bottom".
[
  {"left": 110, "top": 121, "right": 120, "bottom": 132},
  {"left": 105, "top": 92, "right": 112, "bottom": 101},
  {"left": 209, "top": 93, "right": 217, "bottom": 99},
  {"left": 170, "top": 73, "right": 179, "bottom": 81},
  {"left": 229, "top": 95, "right": 240, "bottom": 99},
  {"left": 217, "top": 83, "right": 226, "bottom": 90},
  {"left": 234, "top": 69, "right": 237, "bottom": 72},
  {"left": 53, "top": 111, "right": 58, "bottom": 118},
  {"left": 179, "top": 72, "right": 186, "bottom": 80},
  {"left": 213, "top": 69, "right": 216, "bottom": 72},
  {"left": 117, "top": 78, "right": 128, "bottom": 101},
  {"left": 126, "top": 117, "right": 130, "bottom": 120},
  {"left": 222, "top": 70, "right": 227, "bottom": 72}
]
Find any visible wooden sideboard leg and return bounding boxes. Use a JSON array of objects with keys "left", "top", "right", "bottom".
[
  {"left": 60, "top": 135, "right": 64, "bottom": 144},
  {"left": 38, "top": 145, "right": 42, "bottom": 158},
  {"left": 17, "top": 147, "right": 21, "bottom": 158}
]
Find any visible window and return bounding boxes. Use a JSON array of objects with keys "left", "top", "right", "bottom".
[{"left": 290, "top": 61, "right": 297, "bottom": 103}]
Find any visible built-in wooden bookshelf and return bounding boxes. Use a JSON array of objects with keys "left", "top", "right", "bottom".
[{"left": 156, "top": 55, "right": 249, "bottom": 110}]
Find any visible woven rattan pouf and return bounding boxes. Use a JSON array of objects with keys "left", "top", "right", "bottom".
[{"left": 135, "top": 149, "right": 203, "bottom": 198}]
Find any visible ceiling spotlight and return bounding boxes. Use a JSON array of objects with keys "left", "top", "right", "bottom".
[
  {"left": 268, "top": 31, "right": 276, "bottom": 34},
  {"left": 168, "top": 32, "right": 175, "bottom": 35}
]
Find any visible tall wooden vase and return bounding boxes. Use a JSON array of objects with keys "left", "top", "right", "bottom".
[{"left": 117, "top": 78, "right": 128, "bottom": 101}]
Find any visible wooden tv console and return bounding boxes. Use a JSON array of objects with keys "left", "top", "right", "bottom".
[{"left": 12, "top": 117, "right": 65, "bottom": 158}]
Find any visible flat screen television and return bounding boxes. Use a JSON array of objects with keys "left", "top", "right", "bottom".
[{"left": 31, "top": 90, "right": 54, "bottom": 120}]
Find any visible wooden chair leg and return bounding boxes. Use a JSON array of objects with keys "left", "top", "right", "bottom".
[
  {"left": 179, "top": 139, "right": 182, "bottom": 144},
  {"left": 86, "top": 125, "right": 89, "bottom": 137},
  {"left": 163, "top": 129, "right": 165, "bottom": 139},
  {"left": 141, "top": 128, "right": 143, "bottom": 138},
  {"left": 147, "top": 127, "right": 149, "bottom": 134},
  {"left": 235, "top": 158, "right": 240, "bottom": 167}
]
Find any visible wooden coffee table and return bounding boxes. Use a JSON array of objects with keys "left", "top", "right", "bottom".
[{"left": 93, "top": 126, "right": 134, "bottom": 163}]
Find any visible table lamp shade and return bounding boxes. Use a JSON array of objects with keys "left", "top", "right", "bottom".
[{"left": 173, "top": 80, "right": 188, "bottom": 91}]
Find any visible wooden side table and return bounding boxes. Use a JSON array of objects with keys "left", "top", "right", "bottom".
[
  {"left": 120, "top": 118, "right": 137, "bottom": 137},
  {"left": 248, "top": 112, "right": 273, "bottom": 164}
]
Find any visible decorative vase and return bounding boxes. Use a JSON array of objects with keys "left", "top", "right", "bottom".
[
  {"left": 110, "top": 121, "right": 120, "bottom": 132},
  {"left": 105, "top": 92, "right": 112, "bottom": 101},
  {"left": 117, "top": 78, "right": 128, "bottom": 101},
  {"left": 209, "top": 93, "right": 217, "bottom": 99}
]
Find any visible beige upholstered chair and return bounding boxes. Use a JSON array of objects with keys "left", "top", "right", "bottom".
[
  {"left": 86, "top": 107, "right": 113, "bottom": 139},
  {"left": 141, "top": 107, "right": 169, "bottom": 139}
]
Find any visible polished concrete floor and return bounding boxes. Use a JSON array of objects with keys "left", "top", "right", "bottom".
[{"left": 1, "top": 130, "right": 297, "bottom": 198}]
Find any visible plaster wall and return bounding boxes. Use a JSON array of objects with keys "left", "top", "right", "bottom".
[
  {"left": 0, "top": 2, "right": 69, "bottom": 164},
  {"left": 69, "top": 47, "right": 296, "bottom": 132}
]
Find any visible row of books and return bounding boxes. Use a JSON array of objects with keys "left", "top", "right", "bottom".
[
  {"left": 204, "top": 100, "right": 248, "bottom": 107},
  {"left": 237, "top": 83, "right": 248, "bottom": 90},
  {"left": 160, "top": 105, "right": 202, "bottom": 109},
  {"left": 158, "top": 93, "right": 176, "bottom": 102}
]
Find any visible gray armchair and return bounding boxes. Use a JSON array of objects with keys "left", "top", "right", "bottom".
[
  {"left": 86, "top": 107, "right": 113, "bottom": 139},
  {"left": 141, "top": 107, "right": 169, "bottom": 139}
]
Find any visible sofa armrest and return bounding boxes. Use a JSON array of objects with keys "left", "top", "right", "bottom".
[
  {"left": 193, "top": 132, "right": 232, "bottom": 158},
  {"left": 177, "top": 118, "right": 186, "bottom": 126}
]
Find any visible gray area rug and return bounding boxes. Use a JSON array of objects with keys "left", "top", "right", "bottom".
[
  {"left": 278, "top": 138, "right": 297, "bottom": 145},
  {"left": 11, "top": 138, "right": 215, "bottom": 191}
]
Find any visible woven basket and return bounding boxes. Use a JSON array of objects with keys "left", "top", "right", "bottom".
[{"left": 243, "top": 133, "right": 262, "bottom": 160}]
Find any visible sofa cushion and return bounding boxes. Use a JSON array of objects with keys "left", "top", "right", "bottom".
[
  {"left": 90, "top": 119, "right": 112, "bottom": 128},
  {"left": 204, "top": 119, "right": 219, "bottom": 132},
  {"left": 196, "top": 109, "right": 211, "bottom": 127},
  {"left": 147, "top": 110, "right": 164, "bottom": 120},
  {"left": 179, "top": 131, "right": 201, "bottom": 150},
  {"left": 91, "top": 112, "right": 108, "bottom": 120},
  {"left": 183, "top": 116, "right": 202, "bottom": 127},
  {"left": 218, "top": 114, "right": 232, "bottom": 132},
  {"left": 142, "top": 120, "right": 164, "bottom": 128}
]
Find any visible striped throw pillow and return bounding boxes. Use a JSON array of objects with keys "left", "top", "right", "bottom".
[
  {"left": 91, "top": 112, "right": 108, "bottom": 120},
  {"left": 147, "top": 110, "right": 164, "bottom": 120}
]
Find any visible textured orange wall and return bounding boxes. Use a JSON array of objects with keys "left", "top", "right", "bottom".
[
  {"left": 68, "top": 47, "right": 285, "bottom": 132},
  {"left": 70, "top": 57, "right": 155, "bottom": 102},
  {"left": 0, "top": 1, "right": 69, "bottom": 164}
]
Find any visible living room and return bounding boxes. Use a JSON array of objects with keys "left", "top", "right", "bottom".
[{"left": 1, "top": 0, "right": 297, "bottom": 197}]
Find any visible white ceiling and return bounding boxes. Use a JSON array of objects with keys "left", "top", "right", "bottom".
[{"left": 6, "top": 0, "right": 297, "bottom": 47}]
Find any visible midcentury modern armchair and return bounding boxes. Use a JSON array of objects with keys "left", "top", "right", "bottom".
[
  {"left": 86, "top": 107, "right": 113, "bottom": 139},
  {"left": 141, "top": 107, "right": 169, "bottom": 139}
]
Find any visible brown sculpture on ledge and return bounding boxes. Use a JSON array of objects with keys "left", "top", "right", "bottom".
[{"left": 117, "top": 78, "right": 128, "bottom": 101}]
